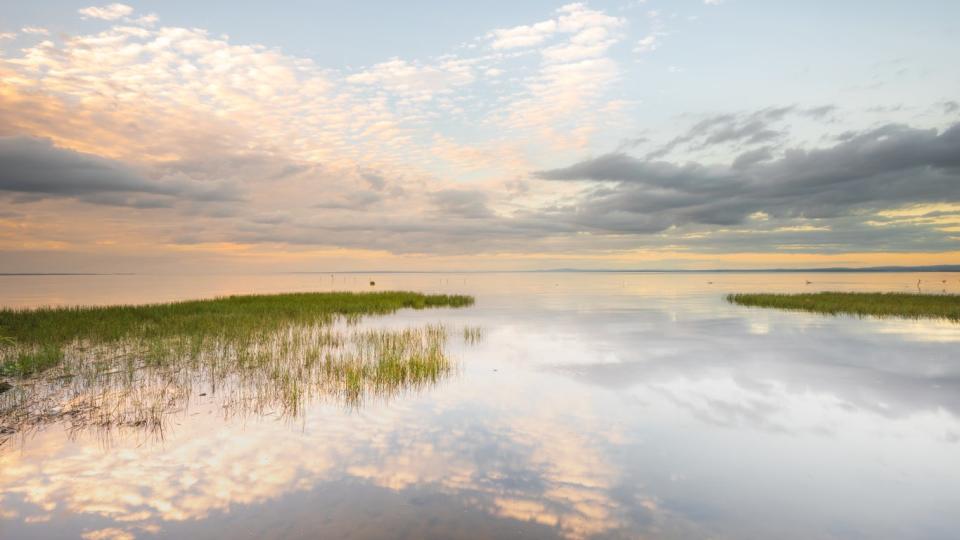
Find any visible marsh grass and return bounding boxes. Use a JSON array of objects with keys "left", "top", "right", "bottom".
[
  {"left": 462, "top": 326, "right": 483, "bottom": 345},
  {"left": 0, "top": 292, "right": 475, "bottom": 445},
  {"left": 727, "top": 292, "right": 960, "bottom": 322},
  {"left": 0, "top": 292, "right": 471, "bottom": 374}
]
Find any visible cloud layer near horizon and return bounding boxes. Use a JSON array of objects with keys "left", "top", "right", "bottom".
[{"left": 0, "top": 2, "right": 958, "bottom": 270}]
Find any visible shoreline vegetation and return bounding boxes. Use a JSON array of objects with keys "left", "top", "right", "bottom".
[
  {"left": 0, "top": 292, "right": 476, "bottom": 442},
  {"left": 727, "top": 292, "right": 960, "bottom": 322},
  {"left": 0, "top": 292, "right": 472, "bottom": 377}
]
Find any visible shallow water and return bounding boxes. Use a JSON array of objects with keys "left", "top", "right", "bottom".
[{"left": 1, "top": 272, "right": 959, "bottom": 540}]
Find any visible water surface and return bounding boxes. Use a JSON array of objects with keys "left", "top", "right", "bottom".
[{"left": 2, "top": 272, "right": 959, "bottom": 539}]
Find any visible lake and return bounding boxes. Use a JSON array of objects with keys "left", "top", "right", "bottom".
[{"left": 1, "top": 272, "right": 959, "bottom": 539}]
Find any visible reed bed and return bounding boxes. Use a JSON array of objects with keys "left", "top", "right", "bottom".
[
  {"left": 0, "top": 291, "right": 472, "bottom": 376},
  {"left": 727, "top": 292, "right": 960, "bottom": 321},
  {"left": 0, "top": 292, "right": 476, "bottom": 444}
]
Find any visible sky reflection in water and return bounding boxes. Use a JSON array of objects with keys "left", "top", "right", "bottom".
[{"left": 1, "top": 272, "right": 959, "bottom": 539}]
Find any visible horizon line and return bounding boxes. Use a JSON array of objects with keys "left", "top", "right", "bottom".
[{"left": 2, "top": 265, "right": 960, "bottom": 277}]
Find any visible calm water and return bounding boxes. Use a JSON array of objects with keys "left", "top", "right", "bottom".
[{"left": 1, "top": 272, "right": 959, "bottom": 540}]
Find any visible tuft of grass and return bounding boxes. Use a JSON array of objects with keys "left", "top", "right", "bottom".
[
  {"left": 0, "top": 344, "right": 63, "bottom": 377},
  {"left": 462, "top": 326, "right": 483, "bottom": 345},
  {"left": 727, "top": 292, "right": 960, "bottom": 322}
]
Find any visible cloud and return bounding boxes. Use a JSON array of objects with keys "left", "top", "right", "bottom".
[
  {"left": 488, "top": 20, "right": 558, "bottom": 49},
  {"left": 489, "top": 4, "right": 626, "bottom": 147},
  {"left": 540, "top": 5, "right": 623, "bottom": 63},
  {"left": 703, "top": 119, "right": 780, "bottom": 146},
  {"left": 0, "top": 3, "right": 956, "bottom": 264},
  {"left": 731, "top": 146, "right": 774, "bottom": 170},
  {"left": 802, "top": 105, "right": 837, "bottom": 119},
  {"left": 634, "top": 34, "right": 660, "bottom": 54},
  {"left": 646, "top": 106, "right": 808, "bottom": 159},
  {"left": 535, "top": 122, "right": 960, "bottom": 236},
  {"left": 360, "top": 170, "right": 387, "bottom": 190},
  {"left": 487, "top": 3, "right": 624, "bottom": 62},
  {"left": 0, "top": 137, "right": 169, "bottom": 196},
  {"left": 312, "top": 191, "right": 383, "bottom": 210},
  {"left": 346, "top": 57, "right": 475, "bottom": 101},
  {"left": 430, "top": 189, "right": 493, "bottom": 219},
  {"left": 0, "top": 137, "right": 239, "bottom": 207},
  {"left": 78, "top": 3, "right": 134, "bottom": 21}
]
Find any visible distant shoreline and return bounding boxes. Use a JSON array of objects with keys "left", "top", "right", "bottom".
[
  {"left": 0, "top": 273, "right": 136, "bottom": 276},
  {"left": 2, "top": 266, "right": 959, "bottom": 276}
]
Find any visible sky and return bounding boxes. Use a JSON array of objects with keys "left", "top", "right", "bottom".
[{"left": 0, "top": 0, "right": 958, "bottom": 272}]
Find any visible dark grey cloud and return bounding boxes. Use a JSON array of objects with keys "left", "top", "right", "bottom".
[
  {"left": 0, "top": 136, "right": 173, "bottom": 197},
  {"left": 430, "top": 189, "right": 493, "bottom": 219},
  {"left": 0, "top": 136, "right": 240, "bottom": 207},
  {"left": 644, "top": 105, "right": 843, "bottom": 160},
  {"left": 145, "top": 120, "right": 960, "bottom": 257},
  {"left": 313, "top": 191, "right": 383, "bottom": 210},
  {"left": 535, "top": 122, "right": 960, "bottom": 235},
  {"left": 671, "top": 217, "right": 958, "bottom": 254},
  {"left": 615, "top": 135, "right": 649, "bottom": 152},
  {"left": 731, "top": 147, "right": 773, "bottom": 170},
  {"left": 702, "top": 120, "right": 780, "bottom": 147},
  {"left": 240, "top": 117, "right": 960, "bottom": 255},
  {"left": 360, "top": 170, "right": 387, "bottom": 191},
  {"left": 646, "top": 107, "right": 796, "bottom": 159}
]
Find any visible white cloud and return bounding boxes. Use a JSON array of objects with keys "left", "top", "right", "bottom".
[
  {"left": 634, "top": 8, "right": 668, "bottom": 56},
  {"left": 488, "top": 3, "right": 626, "bottom": 149},
  {"left": 488, "top": 20, "right": 557, "bottom": 49},
  {"left": 346, "top": 57, "right": 475, "bottom": 101},
  {"left": 78, "top": 3, "right": 134, "bottom": 21},
  {"left": 133, "top": 14, "right": 159, "bottom": 27},
  {"left": 487, "top": 2, "right": 623, "bottom": 53},
  {"left": 635, "top": 34, "right": 660, "bottom": 54},
  {"left": 542, "top": 25, "right": 619, "bottom": 63},
  {"left": 0, "top": 32, "right": 16, "bottom": 40},
  {"left": 21, "top": 26, "right": 49, "bottom": 35},
  {"left": 555, "top": 2, "right": 623, "bottom": 33}
]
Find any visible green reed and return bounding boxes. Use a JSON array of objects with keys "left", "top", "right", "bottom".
[
  {"left": 0, "top": 292, "right": 473, "bottom": 377},
  {"left": 727, "top": 292, "right": 960, "bottom": 321},
  {"left": 0, "top": 292, "right": 476, "bottom": 444}
]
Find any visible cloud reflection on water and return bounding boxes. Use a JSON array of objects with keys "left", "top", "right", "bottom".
[{"left": 1, "top": 272, "right": 959, "bottom": 539}]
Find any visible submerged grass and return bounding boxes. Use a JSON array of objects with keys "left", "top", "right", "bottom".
[
  {"left": 727, "top": 292, "right": 960, "bottom": 322},
  {"left": 0, "top": 344, "right": 63, "bottom": 377},
  {"left": 0, "top": 292, "right": 476, "bottom": 443}
]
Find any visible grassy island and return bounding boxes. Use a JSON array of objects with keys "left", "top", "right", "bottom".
[
  {"left": 727, "top": 292, "right": 960, "bottom": 322},
  {"left": 0, "top": 291, "right": 473, "bottom": 378},
  {"left": 0, "top": 291, "right": 477, "bottom": 436}
]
